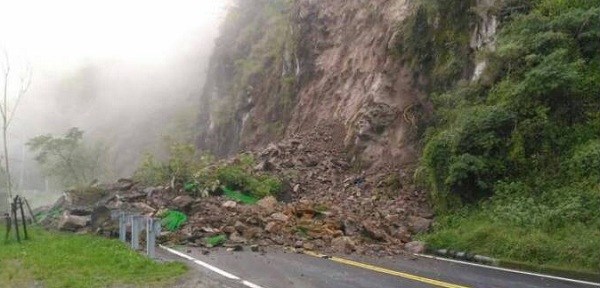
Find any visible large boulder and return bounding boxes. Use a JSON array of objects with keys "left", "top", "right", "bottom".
[
  {"left": 405, "top": 241, "right": 427, "bottom": 254},
  {"left": 58, "top": 212, "right": 90, "bottom": 232},
  {"left": 257, "top": 196, "right": 278, "bottom": 214},
  {"left": 408, "top": 216, "right": 432, "bottom": 234},
  {"left": 171, "top": 195, "right": 194, "bottom": 212},
  {"left": 331, "top": 236, "right": 356, "bottom": 254}
]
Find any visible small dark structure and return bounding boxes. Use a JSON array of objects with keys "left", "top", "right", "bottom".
[{"left": 4, "top": 195, "right": 35, "bottom": 243}]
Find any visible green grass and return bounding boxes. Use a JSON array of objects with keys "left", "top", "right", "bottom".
[
  {"left": 421, "top": 211, "right": 600, "bottom": 273},
  {"left": 0, "top": 226, "right": 187, "bottom": 288}
]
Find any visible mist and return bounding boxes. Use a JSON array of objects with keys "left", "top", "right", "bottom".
[{"left": 0, "top": 0, "right": 230, "bottom": 204}]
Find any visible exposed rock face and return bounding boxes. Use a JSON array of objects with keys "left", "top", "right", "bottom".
[{"left": 197, "top": 0, "right": 429, "bottom": 169}]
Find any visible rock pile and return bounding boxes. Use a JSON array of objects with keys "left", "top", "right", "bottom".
[{"left": 43, "top": 125, "right": 432, "bottom": 256}]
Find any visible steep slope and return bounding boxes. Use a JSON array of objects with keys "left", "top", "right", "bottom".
[
  {"left": 196, "top": 0, "right": 600, "bottom": 272},
  {"left": 197, "top": 0, "right": 428, "bottom": 171}
]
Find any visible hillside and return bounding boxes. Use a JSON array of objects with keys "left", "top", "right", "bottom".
[{"left": 191, "top": 0, "right": 600, "bottom": 272}]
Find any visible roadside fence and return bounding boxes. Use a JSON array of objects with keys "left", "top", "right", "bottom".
[{"left": 118, "top": 212, "right": 162, "bottom": 258}]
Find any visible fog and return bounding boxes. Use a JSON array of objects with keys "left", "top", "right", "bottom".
[{"left": 0, "top": 0, "right": 230, "bottom": 198}]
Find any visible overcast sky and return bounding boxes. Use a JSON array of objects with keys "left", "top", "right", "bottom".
[{"left": 0, "top": 0, "right": 230, "bottom": 186}]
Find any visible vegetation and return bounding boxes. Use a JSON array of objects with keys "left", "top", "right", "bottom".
[
  {"left": 0, "top": 49, "right": 31, "bottom": 201},
  {"left": 0, "top": 226, "right": 187, "bottom": 288},
  {"left": 135, "top": 144, "right": 282, "bottom": 199},
  {"left": 27, "top": 127, "right": 109, "bottom": 188},
  {"left": 200, "top": 0, "right": 298, "bottom": 156},
  {"left": 394, "top": 0, "right": 476, "bottom": 91},
  {"left": 404, "top": 0, "right": 600, "bottom": 272}
]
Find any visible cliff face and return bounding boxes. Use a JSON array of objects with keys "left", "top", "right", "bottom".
[{"left": 197, "top": 0, "right": 494, "bottom": 169}]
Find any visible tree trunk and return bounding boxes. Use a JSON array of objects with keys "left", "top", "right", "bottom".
[{"left": 3, "top": 125, "right": 12, "bottom": 201}]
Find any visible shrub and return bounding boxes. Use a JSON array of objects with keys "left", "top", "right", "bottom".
[{"left": 568, "top": 140, "right": 600, "bottom": 180}]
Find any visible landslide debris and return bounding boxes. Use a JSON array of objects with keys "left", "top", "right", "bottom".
[{"left": 42, "top": 124, "right": 431, "bottom": 257}]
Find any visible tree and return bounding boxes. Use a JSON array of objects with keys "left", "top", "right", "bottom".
[
  {"left": 27, "top": 128, "right": 107, "bottom": 188},
  {"left": 0, "top": 49, "right": 31, "bottom": 204}
]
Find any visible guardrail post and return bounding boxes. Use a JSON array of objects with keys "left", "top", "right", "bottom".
[
  {"left": 119, "top": 212, "right": 126, "bottom": 242},
  {"left": 146, "top": 218, "right": 161, "bottom": 259},
  {"left": 131, "top": 215, "right": 141, "bottom": 250}
]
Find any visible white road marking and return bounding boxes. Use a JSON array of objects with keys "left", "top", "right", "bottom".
[
  {"left": 416, "top": 254, "right": 600, "bottom": 287},
  {"left": 242, "top": 280, "right": 267, "bottom": 288},
  {"left": 159, "top": 245, "right": 266, "bottom": 288}
]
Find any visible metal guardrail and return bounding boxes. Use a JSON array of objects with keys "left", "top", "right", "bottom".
[{"left": 118, "top": 212, "right": 161, "bottom": 258}]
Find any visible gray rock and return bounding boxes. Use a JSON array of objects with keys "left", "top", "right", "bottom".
[
  {"left": 270, "top": 212, "right": 289, "bottom": 222},
  {"left": 222, "top": 201, "right": 237, "bottom": 209},
  {"left": 132, "top": 202, "right": 156, "bottom": 214},
  {"left": 408, "top": 216, "right": 432, "bottom": 234},
  {"left": 58, "top": 212, "right": 90, "bottom": 232},
  {"left": 171, "top": 195, "right": 194, "bottom": 211},
  {"left": 257, "top": 196, "right": 278, "bottom": 213},
  {"left": 229, "top": 232, "right": 247, "bottom": 244},
  {"left": 405, "top": 241, "right": 426, "bottom": 254},
  {"left": 342, "top": 218, "right": 359, "bottom": 236},
  {"left": 331, "top": 236, "right": 356, "bottom": 254}
]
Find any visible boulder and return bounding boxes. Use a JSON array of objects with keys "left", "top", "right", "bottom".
[
  {"left": 116, "top": 178, "right": 134, "bottom": 191},
  {"left": 229, "top": 232, "right": 247, "bottom": 244},
  {"left": 90, "top": 206, "right": 112, "bottom": 230},
  {"left": 58, "top": 212, "right": 90, "bottom": 232},
  {"left": 405, "top": 241, "right": 426, "bottom": 254},
  {"left": 342, "top": 218, "right": 359, "bottom": 236},
  {"left": 234, "top": 221, "right": 247, "bottom": 233},
  {"left": 408, "top": 216, "right": 432, "bottom": 234},
  {"left": 361, "top": 220, "right": 387, "bottom": 241},
  {"left": 270, "top": 212, "right": 289, "bottom": 222},
  {"left": 132, "top": 202, "right": 156, "bottom": 214},
  {"left": 257, "top": 196, "right": 278, "bottom": 213},
  {"left": 222, "top": 201, "right": 237, "bottom": 209},
  {"left": 254, "top": 160, "right": 275, "bottom": 172},
  {"left": 265, "top": 222, "right": 281, "bottom": 233},
  {"left": 171, "top": 195, "right": 194, "bottom": 211},
  {"left": 331, "top": 236, "right": 356, "bottom": 254}
]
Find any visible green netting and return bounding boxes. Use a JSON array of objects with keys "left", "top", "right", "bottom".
[
  {"left": 222, "top": 187, "right": 259, "bottom": 205},
  {"left": 161, "top": 210, "right": 188, "bottom": 231}
]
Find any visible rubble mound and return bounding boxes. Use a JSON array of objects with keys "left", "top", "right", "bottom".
[{"left": 44, "top": 124, "right": 432, "bottom": 257}]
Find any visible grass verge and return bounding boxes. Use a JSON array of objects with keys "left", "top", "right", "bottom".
[
  {"left": 0, "top": 226, "right": 187, "bottom": 288},
  {"left": 421, "top": 211, "right": 600, "bottom": 274}
]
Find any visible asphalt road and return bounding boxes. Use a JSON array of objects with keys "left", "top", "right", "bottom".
[{"left": 159, "top": 246, "right": 600, "bottom": 288}]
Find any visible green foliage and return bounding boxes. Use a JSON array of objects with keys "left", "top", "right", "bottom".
[
  {"left": 216, "top": 164, "right": 282, "bottom": 199},
  {"left": 27, "top": 128, "right": 109, "bottom": 188},
  {"left": 394, "top": 0, "right": 476, "bottom": 91},
  {"left": 0, "top": 226, "right": 187, "bottom": 287},
  {"left": 135, "top": 146, "right": 283, "bottom": 199},
  {"left": 204, "top": 234, "right": 227, "bottom": 248},
  {"left": 133, "top": 143, "right": 214, "bottom": 187},
  {"left": 422, "top": 1, "right": 600, "bottom": 209},
  {"left": 419, "top": 0, "right": 600, "bottom": 271},
  {"left": 567, "top": 140, "right": 600, "bottom": 180},
  {"left": 161, "top": 210, "right": 188, "bottom": 232},
  {"left": 209, "top": 0, "right": 297, "bottom": 139},
  {"left": 422, "top": 209, "right": 600, "bottom": 272},
  {"left": 133, "top": 153, "right": 170, "bottom": 187}
]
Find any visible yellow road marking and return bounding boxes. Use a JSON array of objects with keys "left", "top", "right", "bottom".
[{"left": 303, "top": 251, "right": 470, "bottom": 288}]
